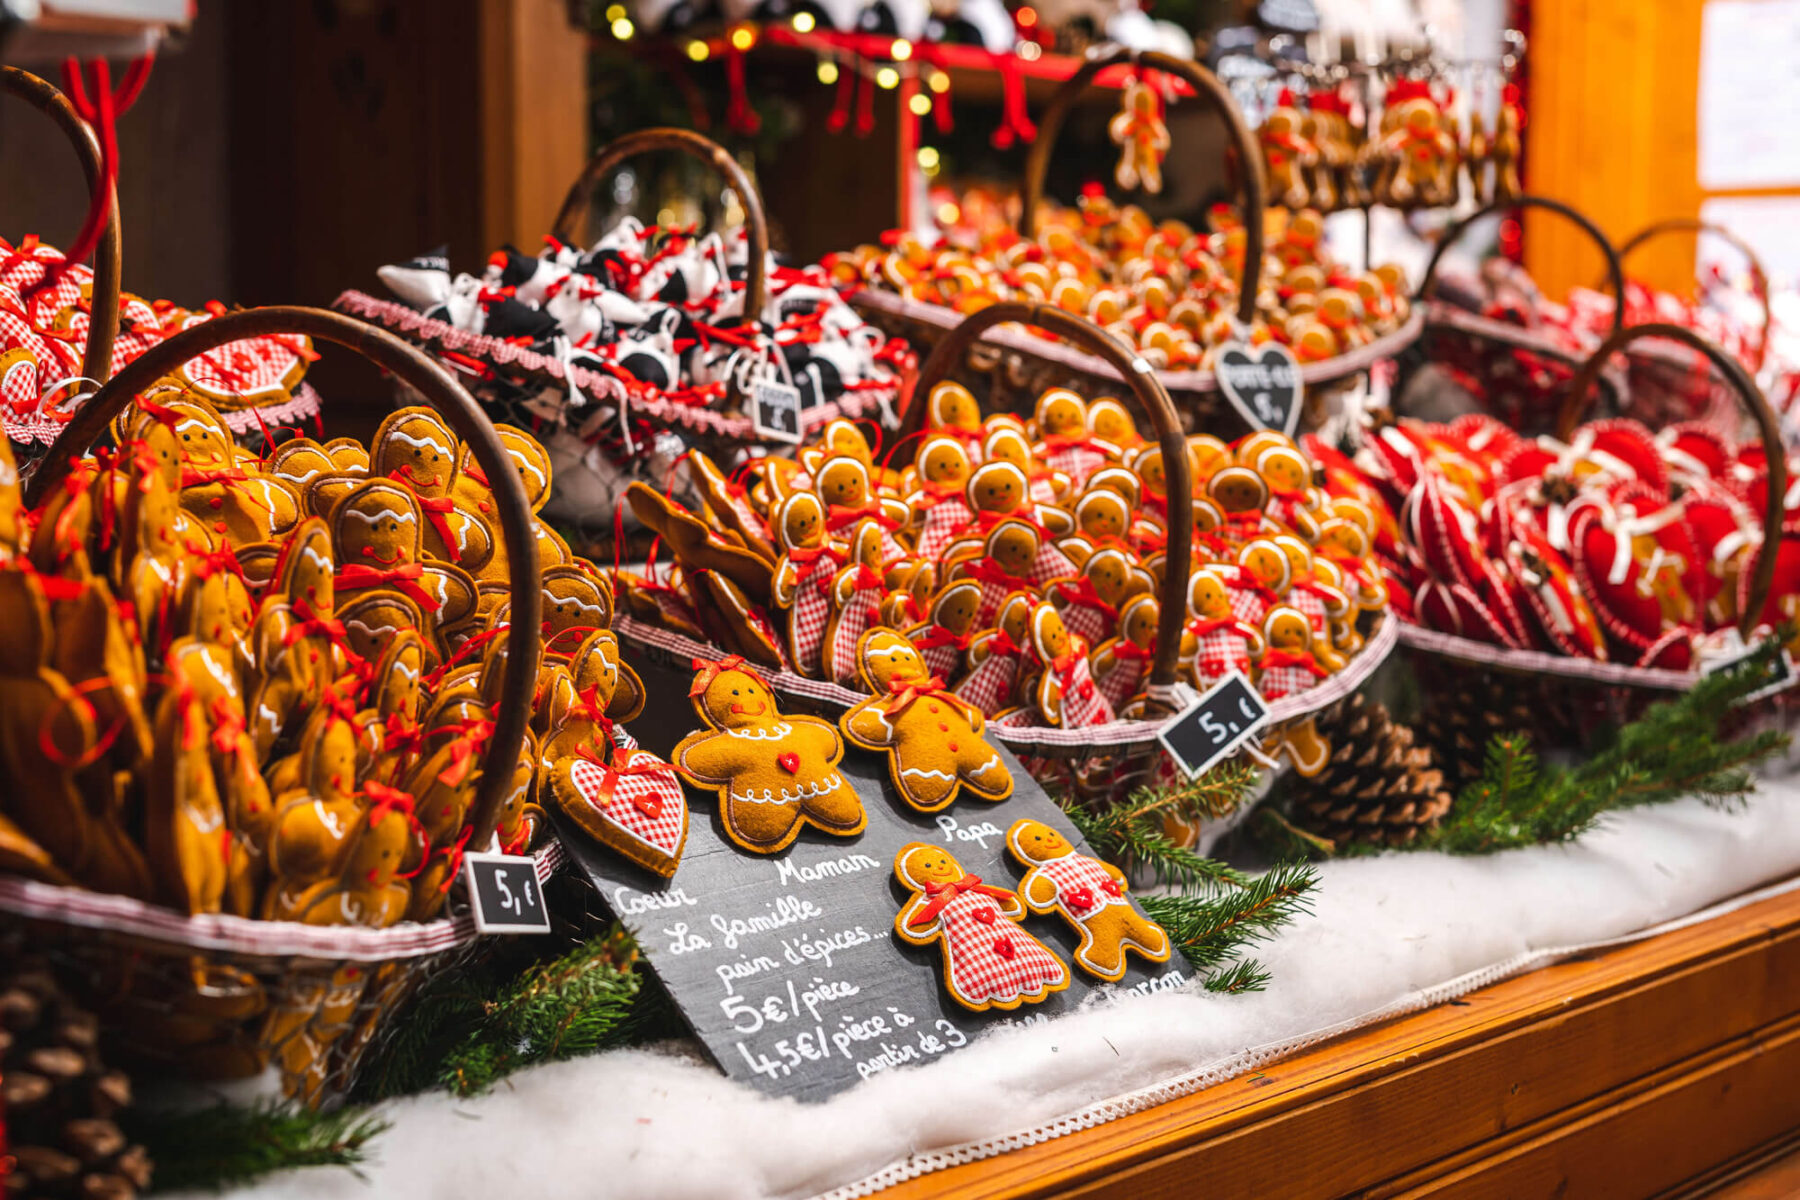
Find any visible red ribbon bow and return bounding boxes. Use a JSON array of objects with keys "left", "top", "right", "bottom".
[
  {"left": 1054, "top": 578, "right": 1119, "bottom": 622},
  {"left": 688, "top": 654, "right": 753, "bottom": 698},
  {"left": 335, "top": 562, "right": 443, "bottom": 613},
  {"left": 588, "top": 747, "right": 678, "bottom": 819},
  {"left": 1260, "top": 649, "right": 1328, "bottom": 678},
  {"left": 907, "top": 874, "right": 1018, "bottom": 929},
  {"left": 433, "top": 718, "right": 495, "bottom": 786}
]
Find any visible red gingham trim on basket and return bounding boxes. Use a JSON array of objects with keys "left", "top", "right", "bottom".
[
  {"left": 849, "top": 289, "right": 1424, "bottom": 394},
  {"left": 617, "top": 614, "right": 1397, "bottom": 753},
  {"left": 4, "top": 382, "right": 324, "bottom": 446},
  {"left": 333, "top": 290, "right": 899, "bottom": 440},
  {"left": 0, "top": 840, "right": 565, "bottom": 961},
  {"left": 1395, "top": 620, "right": 1696, "bottom": 690}
]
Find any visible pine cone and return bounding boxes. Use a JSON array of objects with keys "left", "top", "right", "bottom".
[
  {"left": 1412, "top": 664, "right": 1543, "bottom": 792},
  {"left": 1290, "top": 693, "right": 1453, "bottom": 849},
  {"left": 1, "top": 963, "right": 151, "bottom": 1200}
]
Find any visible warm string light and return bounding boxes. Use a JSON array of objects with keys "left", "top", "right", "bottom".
[
  {"left": 927, "top": 70, "right": 949, "bottom": 93},
  {"left": 916, "top": 146, "right": 939, "bottom": 171},
  {"left": 687, "top": 40, "right": 709, "bottom": 61},
  {"left": 791, "top": 11, "right": 815, "bottom": 31},
  {"left": 730, "top": 25, "right": 755, "bottom": 50},
  {"left": 908, "top": 92, "right": 931, "bottom": 115},
  {"left": 611, "top": 16, "right": 634, "bottom": 38},
  {"left": 875, "top": 66, "right": 899, "bottom": 88},
  {"left": 890, "top": 38, "right": 913, "bottom": 60},
  {"left": 817, "top": 59, "right": 838, "bottom": 84}
]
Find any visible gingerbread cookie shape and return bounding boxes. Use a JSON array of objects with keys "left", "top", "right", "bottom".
[
  {"left": 1007, "top": 818, "right": 1171, "bottom": 982},
  {"left": 672, "top": 656, "right": 864, "bottom": 854},
  {"left": 841, "top": 628, "right": 1013, "bottom": 812},
  {"left": 892, "top": 842, "right": 1069, "bottom": 1012}
]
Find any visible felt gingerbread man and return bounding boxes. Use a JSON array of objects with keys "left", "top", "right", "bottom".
[
  {"left": 954, "top": 591, "right": 1036, "bottom": 717},
  {"left": 822, "top": 520, "right": 889, "bottom": 685},
  {"left": 1109, "top": 78, "right": 1171, "bottom": 194},
  {"left": 1185, "top": 568, "right": 1266, "bottom": 689},
  {"left": 921, "top": 381, "right": 987, "bottom": 451},
  {"left": 769, "top": 491, "right": 844, "bottom": 677},
  {"left": 893, "top": 842, "right": 1068, "bottom": 1012},
  {"left": 1027, "top": 603, "right": 1115, "bottom": 729},
  {"left": 812, "top": 454, "right": 910, "bottom": 566},
  {"left": 983, "top": 425, "right": 1072, "bottom": 510},
  {"left": 1007, "top": 818, "right": 1171, "bottom": 981},
  {"left": 900, "top": 578, "right": 980, "bottom": 685},
  {"left": 952, "top": 514, "right": 1043, "bottom": 626},
  {"left": 1260, "top": 101, "right": 1321, "bottom": 210},
  {"left": 841, "top": 628, "right": 1014, "bottom": 812},
  {"left": 285, "top": 786, "right": 417, "bottom": 928},
  {"left": 672, "top": 656, "right": 865, "bottom": 854},
  {"left": 1256, "top": 605, "right": 1330, "bottom": 702},
  {"left": 1032, "top": 388, "right": 1110, "bottom": 489},
  {"left": 908, "top": 434, "right": 977, "bottom": 560},
  {"left": 1090, "top": 593, "right": 1163, "bottom": 712},
  {"left": 369, "top": 406, "right": 495, "bottom": 571},
  {"left": 1046, "top": 546, "right": 1149, "bottom": 646}
]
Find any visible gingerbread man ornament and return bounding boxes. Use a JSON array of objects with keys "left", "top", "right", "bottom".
[
  {"left": 672, "top": 657, "right": 865, "bottom": 854},
  {"left": 842, "top": 628, "right": 1014, "bottom": 813},
  {"left": 893, "top": 842, "right": 1068, "bottom": 1012}
]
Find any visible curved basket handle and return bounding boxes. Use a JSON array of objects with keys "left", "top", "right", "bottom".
[
  {"left": 904, "top": 301, "right": 1191, "bottom": 694},
  {"left": 1020, "top": 48, "right": 1264, "bottom": 329},
  {"left": 1558, "top": 321, "right": 1783, "bottom": 642},
  {"left": 1, "top": 66, "right": 122, "bottom": 387},
  {"left": 25, "top": 306, "right": 542, "bottom": 851},
  {"left": 550, "top": 127, "right": 770, "bottom": 323},
  {"left": 1614, "top": 218, "right": 1770, "bottom": 373},
  {"left": 1416, "top": 194, "right": 1626, "bottom": 345}
]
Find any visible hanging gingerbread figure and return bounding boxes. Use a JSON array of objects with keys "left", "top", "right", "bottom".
[
  {"left": 1007, "top": 818, "right": 1171, "bottom": 981},
  {"left": 1109, "top": 76, "right": 1171, "bottom": 195},
  {"left": 892, "top": 841, "right": 1069, "bottom": 1012}
]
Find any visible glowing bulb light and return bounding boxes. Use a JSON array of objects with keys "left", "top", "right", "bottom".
[
  {"left": 927, "top": 70, "right": 949, "bottom": 93},
  {"left": 612, "top": 17, "right": 635, "bottom": 38},
  {"left": 791, "top": 11, "right": 815, "bottom": 30},
  {"left": 687, "top": 40, "right": 710, "bottom": 60},
  {"left": 730, "top": 26, "right": 755, "bottom": 50},
  {"left": 916, "top": 146, "right": 940, "bottom": 170},
  {"left": 876, "top": 66, "right": 899, "bottom": 88},
  {"left": 908, "top": 92, "right": 931, "bottom": 115},
  {"left": 817, "top": 60, "right": 839, "bottom": 84},
  {"left": 891, "top": 38, "right": 913, "bottom": 60}
]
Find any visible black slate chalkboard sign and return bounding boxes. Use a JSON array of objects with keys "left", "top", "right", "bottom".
[
  {"left": 1215, "top": 340, "right": 1304, "bottom": 437},
  {"left": 550, "top": 655, "right": 1188, "bottom": 1103},
  {"left": 1156, "top": 671, "right": 1271, "bottom": 780},
  {"left": 463, "top": 852, "right": 553, "bottom": 934}
]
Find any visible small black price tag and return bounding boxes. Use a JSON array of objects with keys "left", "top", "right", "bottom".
[
  {"left": 1215, "top": 340, "right": 1304, "bottom": 436},
  {"left": 463, "top": 852, "right": 551, "bottom": 934},
  {"left": 749, "top": 377, "right": 805, "bottom": 444},
  {"left": 1701, "top": 635, "right": 1798, "bottom": 706},
  {"left": 1156, "top": 671, "right": 1271, "bottom": 779}
]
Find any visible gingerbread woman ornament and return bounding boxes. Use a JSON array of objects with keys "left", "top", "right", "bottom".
[{"left": 893, "top": 842, "right": 1069, "bottom": 1012}]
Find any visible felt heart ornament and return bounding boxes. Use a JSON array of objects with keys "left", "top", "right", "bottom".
[
  {"left": 1657, "top": 422, "right": 1734, "bottom": 483},
  {"left": 1404, "top": 473, "right": 1488, "bottom": 591},
  {"left": 1496, "top": 437, "right": 1563, "bottom": 490},
  {"left": 1571, "top": 502, "right": 1695, "bottom": 652},
  {"left": 1415, "top": 577, "right": 1519, "bottom": 646},
  {"left": 777, "top": 752, "right": 800, "bottom": 773},
  {"left": 1501, "top": 524, "right": 1609, "bottom": 659},
  {"left": 1732, "top": 465, "right": 1800, "bottom": 536},
  {"left": 1683, "top": 482, "right": 1759, "bottom": 629},
  {"left": 1446, "top": 412, "right": 1522, "bottom": 463},
  {"left": 1584, "top": 419, "right": 1669, "bottom": 499},
  {"left": 1736, "top": 530, "right": 1800, "bottom": 635},
  {"left": 1635, "top": 626, "right": 1696, "bottom": 671},
  {"left": 1215, "top": 341, "right": 1303, "bottom": 436}
]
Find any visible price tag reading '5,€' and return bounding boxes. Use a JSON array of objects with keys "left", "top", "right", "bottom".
[
  {"left": 463, "top": 853, "right": 552, "bottom": 934},
  {"left": 1157, "top": 671, "right": 1271, "bottom": 779}
]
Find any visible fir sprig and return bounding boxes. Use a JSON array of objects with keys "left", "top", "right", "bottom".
[
  {"left": 131, "top": 1101, "right": 387, "bottom": 1194},
  {"left": 356, "top": 925, "right": 658, "bottom": 1102},
  {"left": 1140, "top": 861, "right": 1318, "bottom": 990},
  {"left": 1064, "top": 759, "right": 1260, "bottom": 891},
  {"left": 1426, "top": 646, "right": 1790, "bottom": 855}
]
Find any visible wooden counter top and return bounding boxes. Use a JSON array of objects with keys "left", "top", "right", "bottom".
[{"left": 882, "top": 882, "right": 1800, "bottom": 1199}]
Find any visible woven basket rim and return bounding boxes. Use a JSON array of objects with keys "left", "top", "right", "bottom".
[
  {"left": 1395, "top": 621, "right": 1701, "bottom": 689},
  {"left": 331, "top": 289, "right": 901, "bottom": 443},
  {"left": 849, "top": 289, "right": 1424, "bottom": 396},
  {"left": 614, "top": 612, "right": 1397, "bottom": 754},
  {"left": 0, "top": 841, "right": 566, "bottom": 963}
]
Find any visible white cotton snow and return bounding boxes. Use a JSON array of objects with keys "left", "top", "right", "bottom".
[{"left": 182, "top": 766, "right": 1800, "bottom": 1200}]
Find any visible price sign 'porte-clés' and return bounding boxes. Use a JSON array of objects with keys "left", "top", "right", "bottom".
[
  {"left": 1214, "top": 341, "right": 1304, "bottom": 437},
  {"left": 463, "top": 852, "right": 551, "bottom": 934},
  {"left": 1156, "top": 671, "right": 1272, "bottom": 779}
]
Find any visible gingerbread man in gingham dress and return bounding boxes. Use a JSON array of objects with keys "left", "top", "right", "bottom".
[
  {"left": 1256, "top": 606, "right": 1329, "bottom": 701},
  {"left": 1008, "top": 819, "right": 1171, "bottom": 981},
  {"left": 1185, "top": 569, "right": 1265, "bottom": 688},
  {"left": 894, "top": 842, "right": 1069, "bottom": 1012}
]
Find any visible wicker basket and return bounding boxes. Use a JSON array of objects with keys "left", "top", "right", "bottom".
[
  {"left": 334, "top": 127, "right": 906, "bottom": 499},
  {"left": 621, "top": 302, "right": 1397, "bottom": 821},
  {"left": 1396, "top": 321, "right": 1789, "bottom": 750},
  {"left": 2, "top": 306, "right": 548, "bottom": 1108},
  {"left": 0, "top": 68, "right": 322, "bottom": 456},
  {"left": 1609, "top": 218, "right": 1772, "bottom": 433},
  {"left": 1396, "top": 194, "right": 1627, "bottom": 435},
  {"left": 848, "top": 47, "right": 1424, "bottom": 435}
]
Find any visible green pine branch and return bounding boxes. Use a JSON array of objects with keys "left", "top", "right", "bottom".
[
  {"left": 1063, "top": 759, "right": 1261, "bottom": 892},
  {"left": 1425, "top": 646, "right": 1790, "bottom": 855},
  {"left": 131, "top": 1101, "right": 387, "bottom": 1194},
  {"left": 1140, "top": 861, "right": 1318, "bottom": 989}
]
